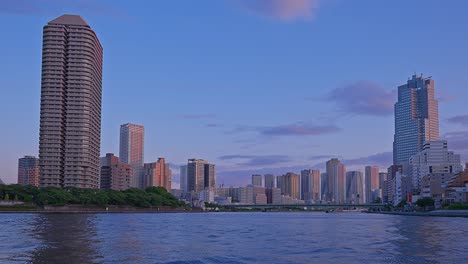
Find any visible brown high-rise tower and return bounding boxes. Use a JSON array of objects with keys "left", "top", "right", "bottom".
[{"left": 39, "top": 15, "right": 103, "bottom": 188}]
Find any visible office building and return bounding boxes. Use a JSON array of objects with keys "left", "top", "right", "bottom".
[
  {"left": 143, "top": 158, "right": 172, "bottom": 190},
  {"left": 393, "top": 74, "right": 439, "bottom": 170},
  {"left": 252, "top": 174, "right": 262, "bottom": 187},
  {"left": 320, "top": 172, "right": 327, "bottom": 200},
  {"left": 120, "top": 123, "right": 144, "bottom": 188},
  {"left": 180, "top": 165, "right": 188, "bottom": 193},
  {"left": 365, "top": 166, "right": 380, "bottom": 203},
  {"left": 277, "top": 172, "right": 300, "bottom": 200},
  {"left": 326, "top": 158, "right": 346, "bottom": 203},
  {"left": 346, "top": 171, "right": 364, "bottom": 204},
  {"left": 300, "top": 169, "right": 321, "bottom": 201},
  {"left": 100, "top": 153, "right": 132, "bottom": 190},
  {"left": 18, "top": 156, "right": 40, "bottom": 186},
  {"left": 38, "top": 15, "right": 103, "bottom": 188},
  {"left": 187, "top": 159, "right": 216, "bottom": 193},
  {"left": 266, "top": 188, "right": 281, "bottom": 204},
  {"left": 264, "top": 174, "right": 275, "bottom": 189},
  {"left": 239, "top": 186, "right": 254, "bottom": 204},
  {"left": 409, "top": 140, "right": 462, "bottom": 190}
]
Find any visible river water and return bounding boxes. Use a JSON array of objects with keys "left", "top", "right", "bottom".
[{"left": 0, "top": 212, "right": 467, "bottom": 263}]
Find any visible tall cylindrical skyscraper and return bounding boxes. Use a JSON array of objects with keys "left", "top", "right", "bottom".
[{"left": 39, "top": 15, "right": 103, "bottom": 188}]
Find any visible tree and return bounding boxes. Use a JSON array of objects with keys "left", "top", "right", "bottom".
[
  {"left": 396, "top": 199, "right": 407, "bottom": 208},
  {"left": 4, "top": 193, "right": 9, "bottom": 201},
  {"left": 416, "top": 197, "right": 435, "bottom": 208}
]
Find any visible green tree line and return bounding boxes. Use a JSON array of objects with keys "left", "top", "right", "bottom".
[{"left": 0, "top": 184, "right": 185, "bottom": 208}]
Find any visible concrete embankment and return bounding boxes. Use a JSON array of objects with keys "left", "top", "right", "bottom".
[
  {"left": 369, "top": 210, "right": 468, "bottom": 218},
  {"left": 0, "top": 205, "right": 199, "bottom": 213}
]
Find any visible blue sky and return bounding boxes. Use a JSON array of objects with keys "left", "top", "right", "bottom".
[{"left": 1, "top": 0, "right": 468, "bottom": 186}]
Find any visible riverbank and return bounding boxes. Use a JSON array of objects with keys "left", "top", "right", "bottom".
[
  {"left": 368, "top": 210, "right": 468, "bottom": 218},
  {"left": 0, "top": 204, "right": 199, "bottom": 213}
]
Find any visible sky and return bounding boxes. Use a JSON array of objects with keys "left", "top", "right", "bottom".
[{"left": 1, "top": 0, "right": 468, "bottom": 186}]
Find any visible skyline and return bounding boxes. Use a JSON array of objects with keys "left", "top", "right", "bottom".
[{"left": 2, "top": 1, "right": 468, "bottom": 186}]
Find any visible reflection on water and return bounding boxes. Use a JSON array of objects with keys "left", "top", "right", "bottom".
[
  {"left": 0, "top": 213, "right": 467, "bottom": 264},
  {"left": 30, "top": 214, "right": 102, "bottom": 264}
]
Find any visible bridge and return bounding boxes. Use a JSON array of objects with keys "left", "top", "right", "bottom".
[{"left": 222, "top": 203, "right": 385, "bottom": 211}]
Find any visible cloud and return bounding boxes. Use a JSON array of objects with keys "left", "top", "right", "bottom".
[
  {"left": 233, "top": 0, "right": 319, "bottom": 21},
  {"left": 343, "top": 152, "right": 393, "bottom": 167},
  {"left": 225, "top": 122, "right": 340, "bottom": 137},
  {"left": 205, "top": 123, "right": 224, "bottom": 128},
  {"left": 0, "top": 0, "right": 125, "bottom": 18},
  {"left": 309, "top": 155, "right": 335, "bottom": 160},
  {"left": 436, "top": 90, "right": 456, "bottom": 103},
  {"left": 218, "top": 154, "right": 292, "bottom": 166},
  {"left": 443, "top": 131, "right": 468, "bottom": 151},
  {"left": 326, "top": 81, "right": 396, "bottom": 116},
  {"left": 447, "top": 115, "right": 468, "bottom": 126},
  {"left": 260, "top": 123, "right": 340, "bottom": 136}
]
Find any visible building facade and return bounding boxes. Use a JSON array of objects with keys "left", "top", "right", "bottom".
[
  {"left": 251, "top": 174, "right": 262, "bottom": 187},
  {"left": 119, "top": 123, "right": 144, "bottom": 188},
  {"left": 187, "top": 159, "right": 215, "bottom": 193},
  {"left": 393, "top": 74, "right": 439, "bottom": 170},
  {"left": 326, "top": 158, "right": 346, "bottom": 203},
  {"left": 39, "top": 15, "right": 103, "bottom": 188},
  {"left": 365, "top": 166, "right": 380, "bottom": 203},
  {"left": 277, "top": 173, "right": 300, "bottom": 200},
  {"left": 264, "top": 174, "right": 275, "bottom": 189},
  {"left": 100, "top": 153, "right": 132, "bottom": 191},
  {"left": 409, "top": 140, "right": 462, "bottom": 190},
  {"left": 18, "top": 156, "right": 40, "bottom": 186},
  {"left": 300, "top": 169, "right": 321, "bottom": 201},
  {"left": 143, "top": 158, "right": 172, "bottom": 190},
  {"left": 346, "top": 171, "right": 364, "bottom": 204},
  {"left": 180, "top": 165, "right": 187, "bottom": 193}
]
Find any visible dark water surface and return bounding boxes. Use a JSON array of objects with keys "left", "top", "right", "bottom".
[{"left": 0, "top": 212, "right": 467, "bottom": 263}]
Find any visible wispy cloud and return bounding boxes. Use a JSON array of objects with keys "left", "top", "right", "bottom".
[
  {"left": 324, "top": 81, "right": 395, "bottom": 117},
  {"left": 261, "top": 123, "right": 340, "bottom": 136},
  {"left": 226, "top": 122, "right": 340, "bottom": 137},
  {"left": 447, "top": 115, "right": 468, "bottom": 126},
  {"left": 309, "top": 155, "right": 335, "bottom": 160},
  {"left": 343, "top": 152, "right": 393, "bottom": 167},
  {"left": 443, "top": 131, "right": 468, "bottom": 151},
  {"left": 205, "top": 123, "right": 224, "bottom": 128},
  {"left": 0, "top": 0, "right": 126, "bottom": 18},
  {"left": 233, "top": 0, "right": 320, "bottom": 21},
  {"left": 218, "top": 154, "right": 292, "bottom": 166}
]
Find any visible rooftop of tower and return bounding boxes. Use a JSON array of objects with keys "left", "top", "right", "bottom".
[{"left": 48, "top": 14, "right": 89, "bottom": 26}]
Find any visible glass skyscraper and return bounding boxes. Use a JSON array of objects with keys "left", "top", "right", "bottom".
[{"left": 393, "top": 74, "right": 439, "bottom": 170}]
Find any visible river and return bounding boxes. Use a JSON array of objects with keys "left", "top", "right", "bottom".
[{"left": 0, "top": 212, "right": 467, "bottom": 263}]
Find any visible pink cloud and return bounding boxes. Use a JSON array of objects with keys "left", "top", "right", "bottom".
[{"left": 234, "top": 0, "right": 320, "bottom": 21}]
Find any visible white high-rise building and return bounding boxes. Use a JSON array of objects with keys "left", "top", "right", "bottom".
[{"left": 410, "top": 140, "right": 463, "bottom": 190}]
